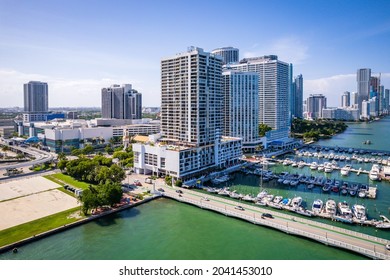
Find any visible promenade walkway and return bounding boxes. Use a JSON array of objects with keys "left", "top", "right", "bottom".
[{"left": 155, "top": 182, "right": 390, "bottom": 260}]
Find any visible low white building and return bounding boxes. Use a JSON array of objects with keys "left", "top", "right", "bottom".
[{"left": 133, "top": 136, "right": 242, "bottom": 180}]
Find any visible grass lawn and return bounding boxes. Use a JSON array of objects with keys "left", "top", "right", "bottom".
[
  {"left": 0, "top": 207, "right": 84, "bottom": 248},
  {"left": 44, "top": 173, "right": 93, "bottom": 190}
]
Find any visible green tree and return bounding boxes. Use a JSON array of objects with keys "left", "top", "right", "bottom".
[
  {"left": 82, "top": 144, "right": 94, "bottom": 155},
  {"left": 99, "top": 183, "right": 123, "bottom": 206},
  {"left": 259, "top": 123, "right": 272, "bottom": 137},
  {"left": 165, "top": 175, "right": 172, "bottom": 186},
  {"left": 57, "top": 159, "right": 68, "bottom": 171},
  {"left": 175, "top": 179, "right": 183, "bottom": 187}
]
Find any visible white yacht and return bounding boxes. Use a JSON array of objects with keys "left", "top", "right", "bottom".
[
  {"left": 310, "top": 162, "right": 318, "bottom": 170},
  {"left": 291, "top": 196, "right": 302, "bottom": 209},
  {"left": 298, "top": 161, "right": 305, "bottom": 168},
  {"left": 325, "top": 199, "right": 336, "bottom": 215},
  {"left": 369, "top": 164, "right": 380, "bottom": 181},
  {"left": 352, "top": 204, "right": 367, "bottom": 221},
  {"left": 337, "top": 201, "right": 353, "bottom": 218},
  {"left": 340, "top": 164, "right": 352, "bottom": 176},
  {"left": 317, "top": 164, "right": 325, "bottom": 172},
  {"left": 312, "top": 199, "right": 323, "bottom": 215},
  {"left": 324, "top": 162, "right": 333, "bottom": 173}
]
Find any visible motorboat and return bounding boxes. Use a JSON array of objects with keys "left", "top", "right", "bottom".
[
  {"left": 358, "top": 189, "right": 366, "bottom": 198},
  {"left": 324, "top": 162, "right": 333, "bottom": 173},
  {"left": 256, "top": 190, "right": 268, "bottom": 200},
  {"left": 317, "top": 164, "right": 325, "bottom": 172},
  {"left": 298, "top": 161, "right": 305, "bottom": 168},
  {"left": 217, "top": 188, "right": 230, "bottom": 196},
  {"left": 340, "top": 164, "right": 352, "bottom": 176},
  {"left": 337, "top": 201, "right": 353, "bottom": 218},
  {"left": 325, "top": 199, "right": 336, "bottom": 215},
  {"left": 289, "top": 179, "right": 299, "bottom": 186},
  {"left": 280, "top": 198, "right": 291, "bottom": 206},
  {"left": 229, "top": 191, "right": 241, "bottom": 199},
  {"left": 369, "top": 164, "right": 380, "bottom": 181},
  {"left": 273, "top": 196, "right": 283, "bottom": 204},
  {"left": 290, "top": 196, "right": 302, "bottom": 209},
  {"left": 310, "top": 162, "right": 318, "bottom": 170},
  {"left": 312, "top": 199, "right": 323, "bottom": 215},
  {"left": 242, "top": 194, "right": 256, "bottom": 202},
  {"left": 352, "top": 204, "right": 367, "bottom": 221},
  {"left": 322, "top": 183, "right": 331, "bottom": 192}
]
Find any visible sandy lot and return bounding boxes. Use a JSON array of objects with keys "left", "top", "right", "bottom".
[
  {"left": 0, "top": 176, "right": 61, "bottom": 201},
  {"left": 0, "top": 189, "right": 79, "bottom": 230}
]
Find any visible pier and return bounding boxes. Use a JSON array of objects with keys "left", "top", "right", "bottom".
[{"left": 160, "top": 186, "right": 390, "bottom": 260}]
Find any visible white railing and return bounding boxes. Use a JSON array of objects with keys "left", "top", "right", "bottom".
[{"left": 162, "top": 192, "right": 390, "bottom": 260}]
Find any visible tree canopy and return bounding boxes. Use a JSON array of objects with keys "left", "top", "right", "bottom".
[{"left": 259, "top": 123, "right": 272, "bottom": 137}]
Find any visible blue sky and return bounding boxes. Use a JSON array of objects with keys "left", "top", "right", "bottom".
[{"left": 1, "top": 0, "right": 390, "bottom": 108}]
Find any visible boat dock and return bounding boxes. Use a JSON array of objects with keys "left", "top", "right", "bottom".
[{"left": 160, "top": 186, "right": 390, "bottom": 260}]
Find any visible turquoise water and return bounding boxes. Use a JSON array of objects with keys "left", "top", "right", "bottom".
[
  {"left": 2, "top": 117, "right": 390, "bottom": 260},
  {"left": 0, "top": 199, "right": 366, "bottom": 260}
]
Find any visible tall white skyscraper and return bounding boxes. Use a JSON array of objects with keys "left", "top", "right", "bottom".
[
  {"left": 357, "top": 68, "right": 371, "bottom": 114},
  {"left": 161, "top": 47, "right": 222, "bottom": 146},
  {"left": 101, "top": 84, "right": 142, "bottom": 119},
  {"left": 222, "top": 70, "right": 260, "bottom": 151},
  {"left": 211, "top": 47, "right": 239, "bottom": 65},
  {"left": 24, "top": 81, "right": 48, "bottom": 113},
  {"left": 133, "top": 47, "right": 242, "bottom": 180},
  {"left": 227, "top": 55, "right": 291, "bottom": 140}
]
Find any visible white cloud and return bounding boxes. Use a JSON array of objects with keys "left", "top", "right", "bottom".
[
  {"left": 305, "top": 73, "right": 390, "bottom": 107},
  {"left": 243, "top": 36, "right": 309, "bottom": 65},
  {"left": 0, "top": 69, "right": 115, "bottom": 108}
]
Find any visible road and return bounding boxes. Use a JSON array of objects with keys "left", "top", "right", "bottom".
[
  {"left": 150, "top": 180, "right": 390, "bottom": 260},
  {"left": 0, "top": 145, "right": 54, "bottom": 171}
]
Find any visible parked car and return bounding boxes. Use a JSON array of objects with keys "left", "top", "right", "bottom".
[
  {"left": 386, "top": 244, "right": 390, "bottom": 251},
  {"left": 234, "top": 205, "right": 244, "bottom": 211},
  {"left": 157, "top": 188, "right": 165, "bottom": 192}
]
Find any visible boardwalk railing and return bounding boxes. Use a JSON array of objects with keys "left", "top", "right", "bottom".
[{"left": 163, "top": 192, "right": 389, "bottom": 260}]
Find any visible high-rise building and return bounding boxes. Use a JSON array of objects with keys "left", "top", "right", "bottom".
[
  {"left": 291, "top": 74, "right": 303, "bottom": 118},
  {"left": 133, "top": 47, "right": 242, "bottom": 180},
  {"left": 211, "top": 47, "right": 239, "bottom": 65},
  {"left": 357, "top": 68, "right": 371, "bottom": 114},
  {"left": 222, "top": 70, "right": 260, "bottom": 151},
  {"left": 101, "top": 84, "right": 142, "bottom": 119},
  {"left": 350, "top": 92, "right": 358, "bottom": 107},
  {"left": 161, "top": 47, "right": 222, "bottom": 146},
  {"left": 227, "top": 55, "right": 291, "bottom": 140},
  {"left": 23, "top": 81, "right": 49, "bottom": 122},
  {"left": 341, "top": 91, "right": 350, "bottom": 108},
  {"left": 385, "top": 89, "right": 390, "bottom": 112},
  {"left": 361, "top": 100, "right": 370, "bottom": 120},
  {"left": 24, "top": 81, "right": 48, "bottom": 113},
  {"left": 306, "top": 94, "right": 327, "bottom": 119}
]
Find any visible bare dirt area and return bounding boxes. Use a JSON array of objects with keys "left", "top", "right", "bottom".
[
  {"left": 0, "top": 176, "right": 61, "bottom": 201},
  {"left": 0, "top": 189, "right": 79, "bottom": 230}
]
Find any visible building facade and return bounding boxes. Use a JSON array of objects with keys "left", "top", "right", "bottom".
[
  {"left": 357, "top": 68, "right": 371, "bottom": 114},
  {"left": 227, "top": 55, "right": 291, "bottom": 140},
  {"left": 341, "top": 91, "right": 350, "bottom": 108},
  {"left": 133, "top": 47, "right": 242, "bottom": 181},
  {"left": 24, "top": 81, "right": 48, "bottom": 113},
  {"left": 322, "top": 107, "right": 359, "bottom": 121},
  {"left": 222, "top": 70, "right": 261, "bottom": 151},
  {"left": 291, "top": 74, "right": 303, "bottom": 118},
  {"left": 306, "top": 94, "right": 327, "bottom": 119},
  {"left": 211, "top": 47, "right": 239, "bottom": 65},
  {"left": 101, "top": 84, "right": 142, "bottom": 119}
]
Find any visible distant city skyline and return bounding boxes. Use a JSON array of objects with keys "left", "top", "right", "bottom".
[{"left": 1, "top": 0, "right": 390, "bottom": 108}]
